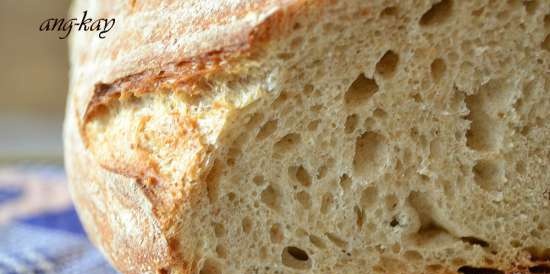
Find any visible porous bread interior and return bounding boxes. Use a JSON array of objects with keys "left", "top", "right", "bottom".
[
  {"left": 85, "top": 0, "right": 550, "bottom": 273},
  {"left": 195, "top": 1, "right": 550, "bottom": 273}
]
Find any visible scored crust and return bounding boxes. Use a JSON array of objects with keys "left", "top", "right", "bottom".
[{"left": 71, "top": 0, "right": 305, "bottom": 124}]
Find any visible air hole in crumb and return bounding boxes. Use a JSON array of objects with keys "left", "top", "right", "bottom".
[
  {"left": 345, "top": 114, "right": 358, "bottom": 134},
  {"left": 307, "top": 119, "right": 321, "bottom": 131},
  {"left": 270, "top": 224, "right": 284, "bottom": 243},
  {"left": 473, "top": 159, "right": 505, "bottom": 191},
  {"left": 542, "top": 34, "right": 550, "bottom": 51},
  {"left": 257, "top": 120, "right": 278, "bottom": 140},
  {"left": 245, "top": 113, "right": 264, "bottom": 129},
  {"left": 261, "top": 185, "right": 280, "bottom": 211},
  {"left": 199, "top": 259, "right": 221, "bottom": 274},
  {"left": 304, "top": 84, "right": 314, "bottom": 95},
  {"left": 293, "top": 166, "right": 312, "bottom": 187},
  {"left": 296, "top": 191, "right": 312, "bottom": 209},
  {"left": 364, "top": 117, "right": 375, "bottom": 128},
  {"left": 231, "top": 132, "right": 247, "bottom": 149},
  {"left": 317, "top": 164, "right": 330, "bottom": 179},
  {"left": 274, "top": 133, "right": 301, "bottom": 153},
  {"left": 529, "top": 264, "right": 550, "bottom": 273},
  {"left": 260, "top": 246, "right": 268, "bottom": 260},
  {"left": 461, "top": 237, "right": 489, "bottom": 247},
  {"left": 511, "top": 240, "right": 522, "bottom": 248},
  {"left": 215, "top": 245, "right": 227, "bottom": 258},
  {"left": 375, "top": 50, "right": 399, "bottom": 78},
  {"left": 325, "top": 233, "right": 348, "bottom": 248},
  {"left": 322, "top": 22, "right": 335, "bottom": 33},
  {"left": 373, "top": 108, "right": 387, "bottom": 118},
  {"left": 272, "top": 92, "right": 289, "bottom": 107},
  {"left": 380, "top": 6, "right": 398, "bottom": 17},
  {"left": 242, "top": 217, "right": 253, "bottom": 233},
  {"left": 391, "top": 243, "right": 401, "bottom": 253},
  {"left": 366, "top": 222, "right": 377, "bottom": 232},
  {"left": 525, "top": 246, "right": 550, "bottom": 261},
  {"left": 407, "top": 191, "right": 456, "bottom": 242},
  {"left": 309, "top": 235, "right": 326, "bottom": 249},
  {"left": 360, "top": 186, "right": 378, "bottom": 208},
  {"left": 339, "top": 174, "right": 352, "bottom": 191},
  {"left": 373, "top": 265, "right": 384, "bottom": 272},
  {"left": 295, "top": 228, "right": 308, "bottom": 238},
  {"left": 411, "top": 93, "right": 422, "bottom": 102},
  {"left": 452, "top": 258, "right": 467, "bottom": 266},
  {"left": 345, "top": 74, "right": 378, "bottom": 107},
  {"left": 377, "top": 256, "right": 405, "bottom": 272},
  {"left": 277, "top": 52, "right": 294, "bottom": 60},
  {"left": 440, "top": 179, "right": 454, "bottom": 197},
  {"left": 457, "top": 266, "right": 504, "bottom": 274},
  {"left": 205, "top": 160, "right": 222, "bottom": 203},
  {"left": 419, "top": 0, "right": 453, "bottom": 26},
  {"left": 404, "top": 250, "right": 423, "bottom": 261},
  {"left": 212, "top": 223, "right": 225, "bottom": 239},
  {"left": 465, "top": 84, "right": 505, "bottom": 152},
  {"left": 353, "top": 131, "right": 388, "bottom": 177},
  {"left": 430, "top": 58, "right": 446, "bottom": 81},
  {"left": 497, "top": 10, "right": 509, "bottom": 19},
  {"left": 416, "top": 225, "right": 454, "bottom": 246},
  {"left": 226, "top": 193, "right": 236, "bottom": 203},
  {"left": 390, "top": 217, "right": 399, "bottom": 227},
  {"left": 281, "top": 246, "right": 311, "bottom": 270},
  {"left": 320, "top": 193, "right": 334, "bottom": 214},
  {"left": 355, "top": 206, "right": 364, "bottom": 228},
  {"left": 471, "top": 7, "right": 484, "bottom": 16},
  {"left": 506, "top": 0, "right": 522, "bottom": 8},
  {"left": 290, "top": 36, "right": 304, "bottom": 49},
  {"left": 226, "top": 147, "right": 240, "bottom": 167},
  {"left": 253, "top": 175, "right": 265, "bottom": 186},
  {"left": 523, "top": 0, "right": 539, "bottom": 14},
  {"left": 310, "top": 104, "right": 323, "bottom": 113}
]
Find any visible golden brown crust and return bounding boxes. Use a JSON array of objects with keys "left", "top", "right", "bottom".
[
  {"left": 76, "top": 0, "right": 308, "bottom": 195},
  {"left": 81, "top": 0, "right": 308, "bottom": 124},
  {"left": 70, "top": 0, "right": 304, "bottom": 124},
  {"left": 83, "top": 45, "right": 246, "bottom": 124},
  {"left": 66, "top": 0, "right": 309, "bottom": 273}
]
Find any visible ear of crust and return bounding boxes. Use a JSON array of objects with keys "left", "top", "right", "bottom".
[
  {"left": 71, "top": 0, "right": 307, "bottom": 213},
  {"left": 67, "top": 0, "right": 310, "bottom": 272},
  {"left": 70, "top": 0, "right": 303, "bottom": 124},
  {"left": 70, "top": 0, "right": 310, "bottom": 240},
  {"left": 64, "top": 99, "right": 177, "bottom": 273}
]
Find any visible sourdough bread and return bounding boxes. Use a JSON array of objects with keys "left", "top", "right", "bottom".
[{"left": 64, "top": 0, "right": 550, "bottom": 273}]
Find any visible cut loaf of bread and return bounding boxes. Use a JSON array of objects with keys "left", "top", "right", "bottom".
[{"left": 64, "top": 0, "right": 550, "bottom": 273}]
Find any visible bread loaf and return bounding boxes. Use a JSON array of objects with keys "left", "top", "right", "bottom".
[{"left": 64, "top": 0, "right": 550, "bottom": 273}]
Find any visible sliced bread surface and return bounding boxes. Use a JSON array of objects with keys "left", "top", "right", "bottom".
[{"left": 65, "top": 0, "right": 550, "bottom": 273}]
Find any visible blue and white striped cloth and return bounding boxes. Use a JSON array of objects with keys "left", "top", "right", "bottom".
[{"left": 0, "top": 165, "right": 116, "bottom": 274}]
